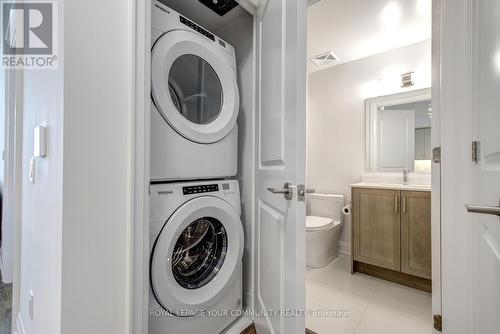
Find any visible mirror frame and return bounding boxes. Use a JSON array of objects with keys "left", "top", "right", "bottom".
[{"left": 365, "top": 87, "right": 432, "bottom": 172}]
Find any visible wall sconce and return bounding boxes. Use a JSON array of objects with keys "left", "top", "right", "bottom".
[{"left": 401, "top": 72, "right": 415, "bottom": 88}]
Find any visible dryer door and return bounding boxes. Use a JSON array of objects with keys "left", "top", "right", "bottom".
[
  {"left": 150, "top": 196, "right": 244, "bottom": 315},
  {"left": 151, "top": 30, "right": 239, "bottom": 144}
]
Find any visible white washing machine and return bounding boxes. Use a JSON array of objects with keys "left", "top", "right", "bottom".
[
  {"left": 149, "top": 180, "right": 244, "bottom": 334},
  {"left": 151, "top": 1, "right": 240, "bottom": 182}
]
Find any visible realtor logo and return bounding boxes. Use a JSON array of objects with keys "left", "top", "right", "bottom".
[{"left": 1, "top": 1, "right": 58, "bottom": 69}]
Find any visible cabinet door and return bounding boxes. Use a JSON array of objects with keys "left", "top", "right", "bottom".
[
  {"left": 401, "top": 191, "right": 431, "bottom": 279},
  {"left": 353, "top": 188, "right": 401, "bottom": 271}
]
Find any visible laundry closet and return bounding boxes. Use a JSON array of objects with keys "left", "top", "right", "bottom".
[{"left": 143, "top": 0, "right": 307, "bottom": 333}]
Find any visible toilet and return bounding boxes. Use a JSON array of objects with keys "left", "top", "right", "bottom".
[{"left": 306, "top": 193, "right": 344, "bottom": 268}]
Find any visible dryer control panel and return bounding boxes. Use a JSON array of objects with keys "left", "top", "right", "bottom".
[
  {"left": 183, "top": 184, "right": 219, "bottom": 195},
  {"left": 179, "top": 16, "right": 215, "bottom": 41}
]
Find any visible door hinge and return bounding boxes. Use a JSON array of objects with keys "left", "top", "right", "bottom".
[
  {"left": 432, "top": 146, "right": 441, "bottom": 164},
  {"left": 433, "top": 314, "right": 442, "bottom": 332},
  {"left": 472, "top": 141, "right": 480, "bottom": 164}
]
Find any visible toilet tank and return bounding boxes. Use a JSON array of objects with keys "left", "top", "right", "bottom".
[{"left": 308, "top": 193, "right": 345, "bottom": 222}]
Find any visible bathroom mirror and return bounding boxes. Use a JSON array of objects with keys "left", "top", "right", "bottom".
[{"left": 365, "top": 88, "right": 432, "bottom": 173}]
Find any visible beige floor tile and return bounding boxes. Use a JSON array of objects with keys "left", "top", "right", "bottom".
[
  {"left": 352, "top": 323, "right": 387, "bottom": 334},
  {"left": 306, "top": 255, "right": 432, "bottom": 334},
  {"left": 356, "top": 280, "right": 432, "bottom": 334}
]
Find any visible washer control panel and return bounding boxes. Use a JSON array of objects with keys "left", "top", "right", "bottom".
[{"left": 183, "top": 184, "right": 219, "bottom": 195}]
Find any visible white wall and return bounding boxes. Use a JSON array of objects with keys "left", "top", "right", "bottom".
[
  {"left": 60, "top": 0, "right": 133, "bottom": 333},
  {"left": 307, "top": 40, "right": 431, "bottom": 246},
  {"left": 17, "top": 1, "right": 134, "bottom": 333},
  {"left": 17, "top": 2, "right": 65, "bottom": 332}
]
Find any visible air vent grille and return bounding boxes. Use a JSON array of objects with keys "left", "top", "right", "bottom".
[{"left": 311, "top": 51, "right": 339, "bottom": 67}]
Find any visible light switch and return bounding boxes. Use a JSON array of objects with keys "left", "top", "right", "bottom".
[{"left": 34, "top": 125, "right": 47, "bottom": 158}]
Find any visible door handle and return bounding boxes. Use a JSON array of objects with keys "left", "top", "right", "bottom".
[
  {"left": 466, "top": 204, "right": 500, "bottom": 217},
  {"left": 267, "top": 182, "right": 293, "bottom": 200}
]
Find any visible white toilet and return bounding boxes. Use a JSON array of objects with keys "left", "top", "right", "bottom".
[{"left": 306, "top": 193, "right": 345, "bottom": 268}]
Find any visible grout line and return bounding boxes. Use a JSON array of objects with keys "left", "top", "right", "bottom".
[{"left": 349, "top": 265, "right": 382, "bottom": 334}]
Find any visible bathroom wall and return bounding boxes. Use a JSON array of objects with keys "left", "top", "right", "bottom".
[{"left": 307, "top": 40, "right": 431, "bottom": 249}]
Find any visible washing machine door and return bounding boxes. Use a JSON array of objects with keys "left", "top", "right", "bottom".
[
  {"left": 150, "top": 196, "right": 244, "bottom": 315},
  {"left": 151, "top": 30, "right": 239, "bottom": 144}
]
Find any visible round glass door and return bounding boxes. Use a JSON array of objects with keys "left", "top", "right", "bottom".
[
  {"left": 168, "top": 55, "right": 223, "bottom": 125},
  {"left": 151, "top": 30, "right": 239, "bottom": 144},
  {"left": 150, "top": 197, "right": 244, "bottom": 314},
  {"left": 172, "top": 217, "right": 227, "bottom": 289}
]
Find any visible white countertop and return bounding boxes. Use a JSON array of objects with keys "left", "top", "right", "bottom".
[{"left": 349, "top": 182, "right": 431, "bottom": 192}]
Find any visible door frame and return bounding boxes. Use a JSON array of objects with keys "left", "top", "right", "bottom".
[
  {"left": 132, "top": 0, "right": 151, "bottom": 333},
  {"left": 3, "top": 67, "right": 23, "bottom": 333},
  {"left": 431, "top": 0, "right": 442, "bottom": 332}
]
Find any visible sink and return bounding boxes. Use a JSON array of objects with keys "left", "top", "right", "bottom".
[{"left": 350, "top": 182, "right": 431, "bottom": 191}]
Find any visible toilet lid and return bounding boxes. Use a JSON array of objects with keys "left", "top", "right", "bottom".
[{"left": 306, "top": 216, "right": 334, "bottom": 231}]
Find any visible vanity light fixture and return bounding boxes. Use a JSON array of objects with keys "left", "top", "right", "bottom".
[{"left": 401, "top": 72, "right": 415, "bottom": 88}]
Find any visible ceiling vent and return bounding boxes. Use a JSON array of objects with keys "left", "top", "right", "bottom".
[
  {"left": 311, "top": 51, "right": 339, "bottom": 67},
  {"left": 199, "top": 0, "right": 239, "bottom": 16}
]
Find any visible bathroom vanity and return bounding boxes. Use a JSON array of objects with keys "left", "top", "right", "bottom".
[{"left": 350, "top": 183, "right": 431, "bottom": 292}]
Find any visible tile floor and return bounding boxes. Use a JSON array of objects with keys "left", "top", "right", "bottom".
[{"left": 306, "top": 255, "right": 432, "bottom": 334}]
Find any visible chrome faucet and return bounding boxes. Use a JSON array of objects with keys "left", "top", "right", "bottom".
[{"left": 403, "top": 169, "right": 410, "bottom": 185}]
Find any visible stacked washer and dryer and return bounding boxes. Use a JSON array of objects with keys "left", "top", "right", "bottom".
[{"left": 149, "top": 2, "right": 244, "bottom": 333}]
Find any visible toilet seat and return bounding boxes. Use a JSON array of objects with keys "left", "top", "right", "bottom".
[{"left": 306, "top": 216, "right": 337, "bottom": 231}]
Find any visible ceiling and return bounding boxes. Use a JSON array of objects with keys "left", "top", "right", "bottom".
[{"left": 308, "top": 0, "right": 432, "bottom": 72}]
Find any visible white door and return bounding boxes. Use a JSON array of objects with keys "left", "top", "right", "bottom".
[
  {"left": 254, "top": 0, "right": 307, "bottom": 333},
  {"left": 376, "top": 110, "right": 415, "bottom": 172},
  {"left": 441, "top": 0, "right": 500, "bottom": 332},
  {"left": 467, "top": 0, "right": 500, "bottom": 331}
]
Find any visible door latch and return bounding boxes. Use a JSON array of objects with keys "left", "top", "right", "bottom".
[
  {"left": 297, "top": 185, "right": 315, "bottom": 202},
  {"left": 432, "top": 146, "right": 441, "bottom": 164}
]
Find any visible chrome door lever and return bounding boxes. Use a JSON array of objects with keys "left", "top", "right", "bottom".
[
  {"left": 267, "top": 182, "right": 293, "bottom": 200},
  {"left": 466, "top": 204, "right": 500, "bottom": 217}
]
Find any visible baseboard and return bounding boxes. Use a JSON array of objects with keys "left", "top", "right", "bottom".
[
  {"left": 338, "top": 241, "right": 351, "bottom": 256},
  {"left": 353, "top": 261, "right": 432, "bottom": 293},
  {"left": 221, "top": 316, "right": 254, "bottom": 334},
  {"left": 15, "top": 312, "right": 25, "bottom": 334}
]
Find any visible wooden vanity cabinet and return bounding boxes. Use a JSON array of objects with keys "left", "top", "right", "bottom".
[
  {"left": 352, "top": 188, "right": 401, "bottom": 271},
  {"left": 401, "top": 191, "right": 432, "bottom": 279},
  {"left": 352, "top": 187, "right": 431, "bottom": 291}
]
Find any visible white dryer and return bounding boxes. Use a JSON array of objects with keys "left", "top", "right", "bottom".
[
  {"left": 151, "top": 1, "right": 239, "bottom": 182},
  {"left": 149, "top": 180, "right": 244, "bottom": 334}
]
